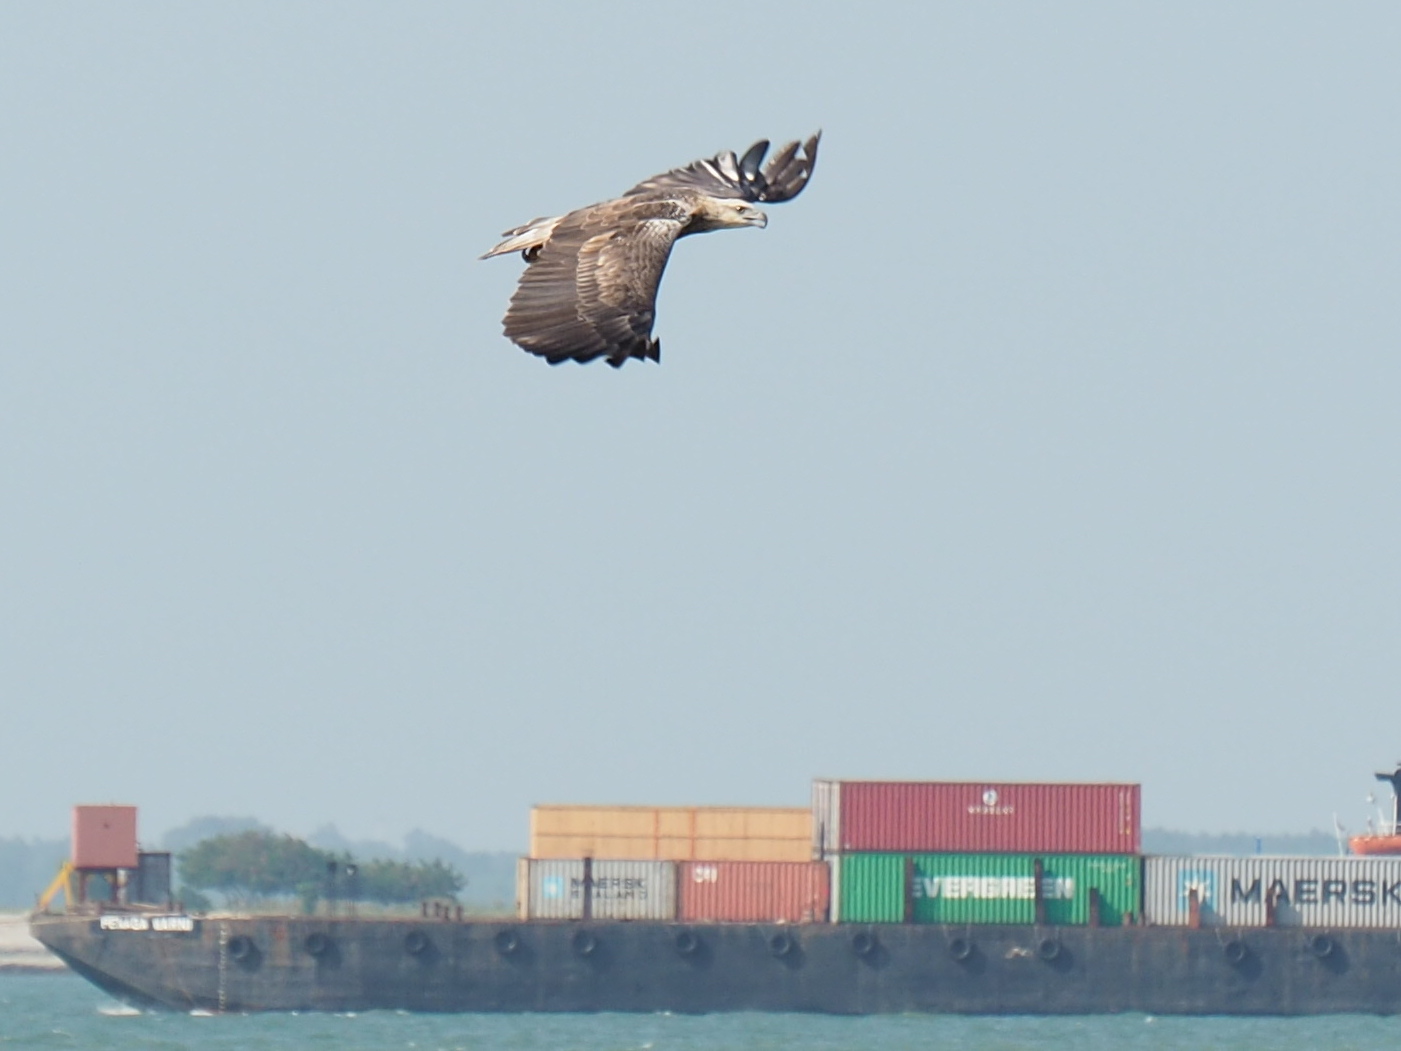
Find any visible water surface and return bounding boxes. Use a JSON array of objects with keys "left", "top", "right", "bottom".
[{"left": 4, "top": 972, "right": 1400, "bottom": 1050}]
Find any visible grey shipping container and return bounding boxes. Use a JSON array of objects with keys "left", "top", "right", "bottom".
[
  {"left": 1145, "top": 856, "right": 1401, "bottom": 928},
  {"left": 516, "top": 859, "right": 677, "bottom": 921}
]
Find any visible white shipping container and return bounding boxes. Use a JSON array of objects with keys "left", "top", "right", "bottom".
[
  {"left": 1145, "top": 856, "right": 1401, "bottom": 928},
  {"left": 516, "top": 859, "right": 677, "bottom": 921}
]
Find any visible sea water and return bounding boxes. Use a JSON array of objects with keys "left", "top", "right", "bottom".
[{"left": 4, "top": 972, "right": 1401, "bottom": 1051}]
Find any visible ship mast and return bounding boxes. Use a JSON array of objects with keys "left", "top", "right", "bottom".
[{"left": 1374, "top": 765, "right": 1401, "bottom": 835}]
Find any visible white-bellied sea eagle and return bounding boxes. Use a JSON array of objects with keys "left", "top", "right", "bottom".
[{"left": 482, "top": 133, "right": 820, "bottom": 367}]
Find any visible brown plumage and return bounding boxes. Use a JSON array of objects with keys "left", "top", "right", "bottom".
[{"left": 483, "top": 134, "right": 820, "bottom": 367}]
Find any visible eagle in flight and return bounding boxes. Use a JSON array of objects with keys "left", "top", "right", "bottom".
[{"left": 483, "top": 133, "right": 820, "bottom": 367}]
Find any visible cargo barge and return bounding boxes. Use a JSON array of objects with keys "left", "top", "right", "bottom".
[
  {"left": 32, "top": 775, "right": 1401, "bottom": 1015},
  {"left": 29, "top": 911, "right": 1401, "bottom": 1015}
]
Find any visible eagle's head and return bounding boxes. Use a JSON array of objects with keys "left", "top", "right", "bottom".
[{"left": 692, "top": 196, "right": 768, "bottom": 233}]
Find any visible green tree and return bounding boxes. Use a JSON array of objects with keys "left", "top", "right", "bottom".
[
  {"left": 355, "top": 858, "right": 463, "bottom": 904},
  {"left": 176, "top": 830, "right": 464, "bottom": 909},
  {"left": 179, "top": 831, "right": 330, "bottom": 902}
]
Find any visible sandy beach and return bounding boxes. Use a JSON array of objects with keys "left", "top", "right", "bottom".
[{"left": 0, "top": 912, "right": 64, "bottom": 972}]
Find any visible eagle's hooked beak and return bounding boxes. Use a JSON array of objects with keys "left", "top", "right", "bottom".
[{"left": 748, "top": 207, "right": 769, "bottom": 229}]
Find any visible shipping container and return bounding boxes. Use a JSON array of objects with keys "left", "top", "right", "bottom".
[
  {"left": 72, "top": 805, "right": 138, "bottom": 870},
  {"left": 530, "top": 806, "right": 812, "bottom": 862},
  {"left": 835, "top": 853, "right": 1141, "bottom": 926},
  {"left": 532, "top": 835, "right": 814, "bottom": 862},
  {"left": 677, "top": 861, "right": 830, "bottom": 924},
  {"left": 813, "top": 780, "right": 1140, "bottom": 855},
  {"left": 1144, "top": 856, "right": 1401, "bottom": 929},
  {"left": 516, "top": 859, "right": 677, "bottom": 921}
]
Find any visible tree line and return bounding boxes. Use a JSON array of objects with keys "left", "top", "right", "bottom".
[{"left": 178, "top": 830, "right": 463, "bottom": 909}]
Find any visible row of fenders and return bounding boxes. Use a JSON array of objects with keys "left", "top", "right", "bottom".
[{"left": 520, "top": 855, "right": 1401, "bottom": 929}]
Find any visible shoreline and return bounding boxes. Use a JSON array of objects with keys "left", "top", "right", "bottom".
[{"left": 0, "top": 912, "right": 64, "bottom": 973}]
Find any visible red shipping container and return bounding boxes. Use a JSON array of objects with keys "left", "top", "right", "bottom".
[
  {"left": 813, "top": 780, "right": 1140, "bottom": 855},
  {"left": 677, "top": 860, "right": 830, "bottom": 923},
  {"left": 72, "top": 805, "right": 138, "bottom": 869}
]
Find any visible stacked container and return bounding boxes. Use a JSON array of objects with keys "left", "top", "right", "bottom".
[
  {"left": 835, "top": 853, "right": 1140, "bottom": 925},
  {"left": 516, "top": 859, "right": 676, "bottom": 921},
  {"left": 817, "top": 780, "right": 1143, "bottom": 926},
  {"left": 813, "top": 781, "right": 1141, "bottom": 855},
  {"left": 678, "top": 860, "right": 830, "bottom": 924},
  {"left": 519, "top": 805, "right": 824, "bottom": 922},
  {"left": 531, "top": 805, "right": 812, "bottom": 862},
  {"left": 1144, "top": 856, "right": 1401, "bottom": 928}
]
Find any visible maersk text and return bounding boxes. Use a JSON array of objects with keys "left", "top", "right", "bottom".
[{"left": 1230, "top": 878, "right": 1401, "bottom": 908}]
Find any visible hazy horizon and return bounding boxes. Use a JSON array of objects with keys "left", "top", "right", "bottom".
[{"left": 0, "top": 809, "right": 1358, "bottom": 857}]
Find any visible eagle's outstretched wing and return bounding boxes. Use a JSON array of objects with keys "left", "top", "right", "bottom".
[
  {"left": 502, "top": 198, "right": 691, "bottom": 367},
  {"left": 625, "top": 132, "right": 820, "bottom": 204}
]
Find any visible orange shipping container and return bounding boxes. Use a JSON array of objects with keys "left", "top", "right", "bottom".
[
  {"left": 530, "top": 806, "right": 812, "bottom": 861},
  {"left": 531, "top": 834, "right": 814, "bottom": 862},
  {"left": 678, "top": 860, "right": 831, "bottom": 924}
]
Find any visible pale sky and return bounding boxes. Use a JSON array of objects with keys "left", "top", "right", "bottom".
[{"left": 3, "top": 3, "right": 1399, "bottom": 851}]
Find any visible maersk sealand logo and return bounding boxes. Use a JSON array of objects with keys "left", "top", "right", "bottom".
[
  {"left": 1178, "top": 870, "right": 1216, "bottom": 910},
  {"left": 541, "top": 875, "right": 566, "bottom": 900}
]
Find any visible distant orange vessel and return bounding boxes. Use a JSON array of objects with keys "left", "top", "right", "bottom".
[
  {"left": 1348, "top": 833, "right": 1401, "bottom": 856},
  {"left": 1349, "top": 766, "right": 1401, "bottom": 855}
]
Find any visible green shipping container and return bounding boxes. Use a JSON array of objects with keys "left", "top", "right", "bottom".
[{"left": 837, "top": 853, "right": 1141, "bottom": 926}]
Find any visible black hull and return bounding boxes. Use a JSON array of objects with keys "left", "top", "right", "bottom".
[{"left": 29, "top": 913, "right": 1401, "bottom": 1015}]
